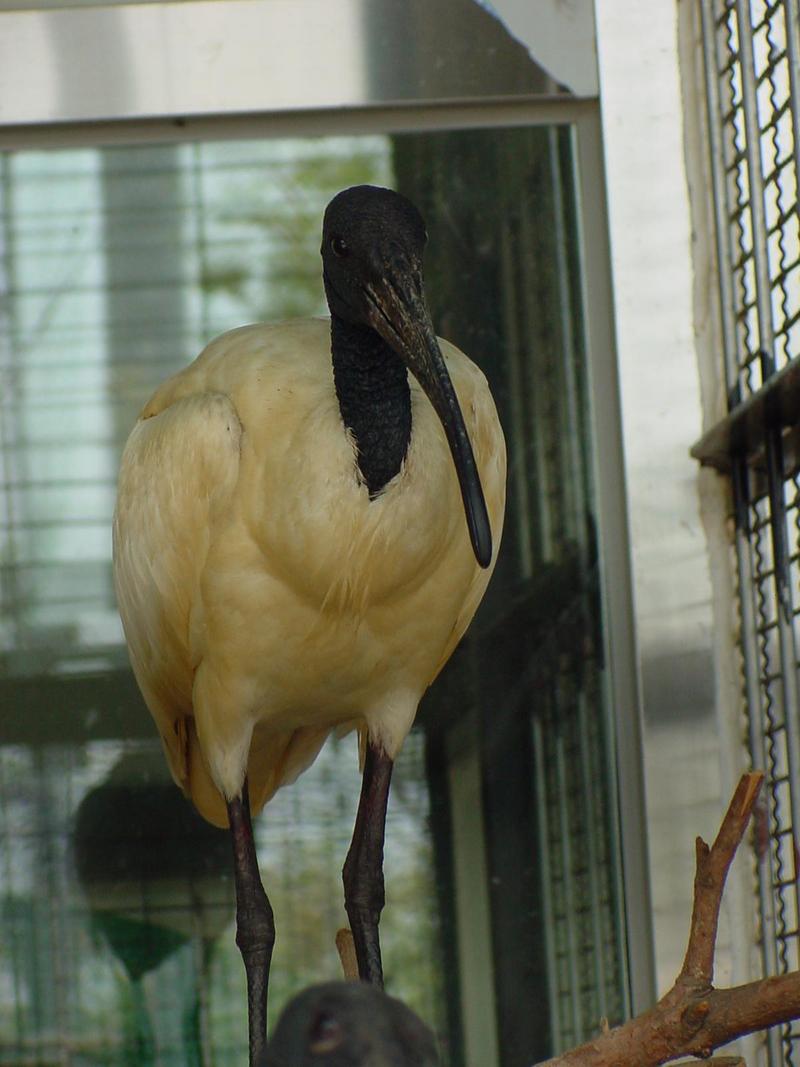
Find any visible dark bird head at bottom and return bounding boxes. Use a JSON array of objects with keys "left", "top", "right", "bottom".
[{"left": 265, "top": 981, "right": 439, "bottom": 1067}]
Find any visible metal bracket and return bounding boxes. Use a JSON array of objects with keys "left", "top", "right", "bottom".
[{"left": 691, "top": 355, "right": 800, "bottom": 477}]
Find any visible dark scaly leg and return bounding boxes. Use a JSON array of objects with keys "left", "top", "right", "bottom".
[
  {"left": 227, "top": 781, "right": 274, "bottom": 1067},
  {"left": 342, "top": 742, "right": 394, "bottom": 987}
]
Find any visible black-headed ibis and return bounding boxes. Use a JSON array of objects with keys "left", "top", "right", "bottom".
[{"left": 113, "top": 185, "right": 506, "bottom": 1065}]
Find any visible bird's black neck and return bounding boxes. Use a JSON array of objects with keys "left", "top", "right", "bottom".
[{"left": 330, "top": 314, "right": 412, "bottom": 496}]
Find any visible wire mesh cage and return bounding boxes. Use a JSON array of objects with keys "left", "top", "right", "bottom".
[
  {"left": 702, "top": 0, "right": 800, "bottom": 397},
  {"left": 698, "top": 2, "right": 800, "bottom": 1063}
]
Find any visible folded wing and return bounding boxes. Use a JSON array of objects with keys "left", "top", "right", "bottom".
[{"left": 113, "top": 392, "right": 243, "bottom": 820}]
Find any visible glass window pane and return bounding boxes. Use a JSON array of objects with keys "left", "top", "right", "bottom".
[
  {"left": 1, "top": 128, "right": 627, "bottom": 1067},
  {"left": 397, "top": 126, "right": 627, "bottom": 1061}
]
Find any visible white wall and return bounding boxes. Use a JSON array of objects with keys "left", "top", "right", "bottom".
[{"left": 593, "top": 0, "right": 759, "bottom": 1058}]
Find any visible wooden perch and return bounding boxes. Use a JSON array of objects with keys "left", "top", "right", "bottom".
[
  {"left": 336, "top": 927, "right": 359, "bottom": 981},
  {"left": 537, "top": 772, "right": 800, "bottom": 1066}
]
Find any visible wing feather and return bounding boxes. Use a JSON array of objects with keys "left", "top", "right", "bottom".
[{"left": 112, "top": 392, "right": 243, "bottom": 817}]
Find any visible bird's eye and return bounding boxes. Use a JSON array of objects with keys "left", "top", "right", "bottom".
[
  {"left": 330, "top": 236, "right": 350, "bottom": 258},
  {"left": 309, "top": 1011, "right": 344, "bottom": 1054}
]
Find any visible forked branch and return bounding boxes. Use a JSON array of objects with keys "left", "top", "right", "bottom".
[{"left": 536, "top": 772, "right": 800, "bottom": 1066}]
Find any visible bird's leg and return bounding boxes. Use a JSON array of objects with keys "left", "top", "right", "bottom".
[
  {"left": 227, "top": 781, "right": 274, "bottom": 1067},
  {"left": 342, "top": 741, "right": 394, "bottom": 987}
]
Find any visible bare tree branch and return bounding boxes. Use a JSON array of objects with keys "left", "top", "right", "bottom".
[
  {"left": 681, "top": 772, "right": 762, "bottom": 985},
  {"left": 535, "top": 772, "right": 800, "bottom": 1067},
  {"left": 673, "top": 1060, "right": 744, "bottom": 1067}
]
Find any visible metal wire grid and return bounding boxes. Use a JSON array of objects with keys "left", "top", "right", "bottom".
[
  {"left": 701, "top": 2, "right": 800, "bottom": 1063},
  {"left": 731, "top": 450, "right": 800, "bottom": 1065},
  {"left": 0, "top": 138, "right": 390, "bottom": 678},
  {"left": 702, "top": 0, "right": 800, "bottom": 398},
  {"left": 515, "top": 124, "right": 626, "bottom": 1053},
  {"left": 0, "top": 732, "right": 443, "bottom": 1067},
  {"left": 531, "top": 628, "right": 626, "bottom": 1055},
  {"left": 0, "top": 739, "right": 232, "bottom": 1067},
  {"left": 514, "top": 223, "right": 622, "bottom": 1039}
]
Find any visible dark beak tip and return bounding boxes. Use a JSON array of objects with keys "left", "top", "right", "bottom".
[
  {"left": 383, "top": 286, "right": 494, "bottom": 573},
  {"left": 469, "top": 511, "right": 494, "bottom": 570}
]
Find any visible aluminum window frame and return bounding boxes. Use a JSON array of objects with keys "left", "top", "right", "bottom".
[{"left": 0, "top": 0, "right": 655, "bottom": 1027}]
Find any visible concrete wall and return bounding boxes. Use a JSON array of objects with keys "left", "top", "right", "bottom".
[{"left": 594, "top": 0, "right": 759, "bottom": 1057}]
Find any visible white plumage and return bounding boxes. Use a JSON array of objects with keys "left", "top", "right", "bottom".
[
  {"left": 112, "top": 186, "right": 505, "bottom": 1056},
  {"left": 113, "top": 317, "right": 506, "bottom": 829}
]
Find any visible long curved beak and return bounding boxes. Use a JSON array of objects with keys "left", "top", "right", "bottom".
[{"left": 363, "top": 272, "right": 493, "bottom": 569}]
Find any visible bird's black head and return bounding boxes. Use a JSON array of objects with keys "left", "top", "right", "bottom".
[
  {"left": 321, "top": 185, "right": 427, "bottom": 328},
  {"left": 264, "top": 981, "right": 439, "bottom": 1067},
  {"left": 320, "top": 185, "right": 493, "bottom": 569}
]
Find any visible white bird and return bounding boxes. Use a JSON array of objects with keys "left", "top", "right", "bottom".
[{"left": 112, "top": 185, "right": 506, "bottom": 1067}]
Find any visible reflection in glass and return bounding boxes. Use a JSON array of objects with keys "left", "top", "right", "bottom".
[
  {"left": 1, "top": 128, "right": 626, "bottom": 1066},
  {"left": 397, "top": 126, "right": 628, "bottom": 1061}
]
